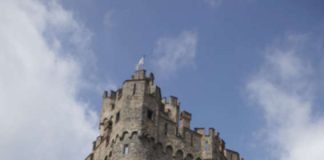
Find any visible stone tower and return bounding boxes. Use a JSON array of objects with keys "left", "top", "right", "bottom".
[{"left": 85, "top": 69, "right": 243, "bottom": 160}]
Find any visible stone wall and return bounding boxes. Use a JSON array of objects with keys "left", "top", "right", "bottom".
[{"left": 84, "top": 70, "right": 242, "bottom": 160}]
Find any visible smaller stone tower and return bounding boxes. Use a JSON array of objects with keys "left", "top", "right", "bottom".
[{"left": 85, "top": 69, "right": 243, "bottom": 160}]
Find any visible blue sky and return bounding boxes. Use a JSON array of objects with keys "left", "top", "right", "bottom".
[{"left": 1, "top": 0, "right": 324, "bottom": 160}]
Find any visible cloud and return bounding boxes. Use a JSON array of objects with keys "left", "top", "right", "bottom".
[
  {"left": 0, "top": 0, "right": 97, "bottom": 160},
  {"left": 246, "top": 34, "right": 324, "bottom": 160},
  {"left": 203, "top": 0, "right": 222, "bottom": 8},
  {"left": 151, "top": 31, "right": 198, "bottom": 77},
  {"left": 103, "top": 10, "right": 114, "bottom": 30}
]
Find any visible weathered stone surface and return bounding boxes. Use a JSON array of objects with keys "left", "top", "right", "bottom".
[{"left": 85, "top": 70, "right": 242, "bottom": 160}]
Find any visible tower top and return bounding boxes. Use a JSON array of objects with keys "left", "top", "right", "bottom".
[
  {"left": 132, "top": 69, "right": 146, "bottom": 80},
  {"left": 129, "top": 69, "right": 155, "bottom": 84}
]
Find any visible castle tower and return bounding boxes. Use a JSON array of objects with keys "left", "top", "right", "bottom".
[{"left": 85, "top": 69, "right": 243, "bottom": 160}]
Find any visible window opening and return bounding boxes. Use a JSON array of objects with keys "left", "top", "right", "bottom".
[
  {"left": 123, "top": 144, "right": 129, "bottom": 155},
  {"left": 132, "top": 84, "right": 136, "bottom": 95},
  {"left": 147, "top": 109, "right": 154, "bottom": 120},
  {"left": 116, "top": 112, "right": 120, "bottom": 123},
  {"left": 164, "top": 123, "right": 168, "bottom": 135},
  {"left": 109, "top": 151, "right": 112, "bottom": 157}
]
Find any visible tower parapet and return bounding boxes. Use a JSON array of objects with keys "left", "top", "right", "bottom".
[{"left": 131, "top": 69, "right": 146, "bottom": 80}]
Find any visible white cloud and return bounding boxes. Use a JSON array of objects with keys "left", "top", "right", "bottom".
[
  {"left": 0, "top": 0, "right": 97, "bottom": 160},
  {"left": 246, "top": 34, "right": 324, "bottom": 160},
  {"left": 103, "top": 10, "right": 114, "bottom": 30},
  {"left": 152, "top": 31, "right": 198, "bottom": 77}
]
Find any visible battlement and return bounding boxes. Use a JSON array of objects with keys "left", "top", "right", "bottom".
[
  {"left": 180, "top": 111, "right": 192, "bottom": 121},
  {"left": 163, "top": 96, "right": 180, "bottom": 106},
  {"left": 225, "top": 149, "right": 242, "bottom": 160},
  {"left": 132, "top": 69, "right": 146, "bottom": 80},
  {"left": 103, "top": 90, "right": 116, "bottom": 99},
  {"left": 130, "top": 69, "right": 155, "bottom": 82},
  {"left": 194, "top": 128, "right": 220, "bottom": 137}
]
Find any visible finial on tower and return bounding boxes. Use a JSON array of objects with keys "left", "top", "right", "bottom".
[{"left": 135, "top": 56, "right": 145, "bottom": 70}]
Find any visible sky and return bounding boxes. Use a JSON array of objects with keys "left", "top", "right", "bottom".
[{"left": 0, "top": 0, "right": 324, "bottom": 160}]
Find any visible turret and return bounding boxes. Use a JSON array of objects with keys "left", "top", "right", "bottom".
[
  {"left": 99, "top": 90, "right": 116, "bottom": 136},
  {"left": 94, "top": 69, "right": 165, "bottom": 159},
  {"left": 194, "top": 127, "right": 227, "bottom": 160},
  {"left": 163, "top": 96, "right": 180, "bottom": 123},
  {"left": 225, "top": 149, "right": 241, "bottom": 160},
  {"left": 179, "top": 111, "right": 192, "bottom": 135}
]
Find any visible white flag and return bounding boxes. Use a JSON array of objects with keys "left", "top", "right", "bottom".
[
  {"left": 136, "top": 56, "right": 144, "bottom": 70},
  {"left": 138, "top": 57, "right": 144, "bottom": 65}
]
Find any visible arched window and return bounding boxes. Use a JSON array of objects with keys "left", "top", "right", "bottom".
[
  {"left": 175, "top": 150, "right": 184, "bottom": 160},
  {"left": 185, "top": 154, "right": 194, "bottom": 160},
  {"left": 166, "top": 146, "right": 173, "bottom": 159}
]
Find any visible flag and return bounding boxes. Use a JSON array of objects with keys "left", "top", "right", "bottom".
[
  {"left": 138, "top": 57, "right": 144, "bottom": 66},
  {"left": 136, "top": 56, "right": 145, "bottom": 70}
]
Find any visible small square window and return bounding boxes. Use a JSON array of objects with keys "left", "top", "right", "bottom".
[
  {"left": 132, "top": 84, "right": 136, "bottom": 95},
  {"left": 116, "top": 112, "right": 120, "bottom": 123},
  {"left": 123, "top": 144, "right": 129, "bottom": 155},
  {"left": 109, "top": 151, "right": 112, "bottom": 157},
  {"left": 111, "top": 104, "right": 115, "bottom": 110},
  {"left": 164, "top": 123, "right": 168, "bottom": 135},
  {"left": 147, "top": 110, "right": 154, "bottom": 120}
]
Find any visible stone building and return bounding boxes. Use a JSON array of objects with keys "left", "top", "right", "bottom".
[{"left": 85, "top": 69, "right": 242, "bottom": 160}]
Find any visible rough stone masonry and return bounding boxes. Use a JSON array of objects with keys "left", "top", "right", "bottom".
[{"left": 85, "top": 69, "right": 242, "bottom": 160}]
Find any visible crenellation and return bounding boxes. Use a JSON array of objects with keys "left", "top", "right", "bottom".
[
  {"left": 195, "top": 128, "right": 206, "bottom": 135},
  {"left": 103, "top": 90, "right": 117, "bottom": 99},
  {"left": 225, "top": 149, "right": 241, "bottom": 160},
  {"left": 168, "top": 96, "right": 180, "bottom": 106},
  {"left": 132, "top": 69, "right": 146, "bottom": 80},
  {"left": 208, "top": 128, "right": 215, "bottom": 136},
  {"left": 85, "top": 69, "right": 243, "bottom": 160}
]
